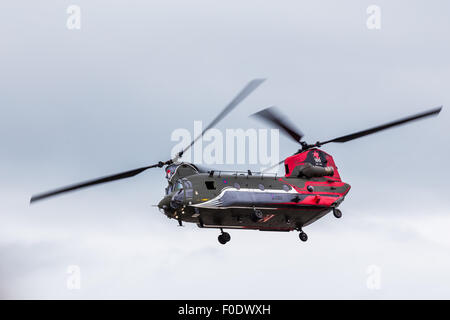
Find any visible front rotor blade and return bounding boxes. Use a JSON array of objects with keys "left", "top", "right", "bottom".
[
  {"left": 176, "top": 79, "right": 265, "bottom": 160},
  {"left": 319, "top": 106, "right": 442, "bottom": 145},
  {"left": 251, "top": 106, "right": 304, "bottom": 143},
  {"left": 30, "top": 163, "right": 160, "bottom": 203}
]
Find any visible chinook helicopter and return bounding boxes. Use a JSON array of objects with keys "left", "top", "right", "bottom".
[{"left": 30, "top": 79, "right": 442, "bottom": 244}]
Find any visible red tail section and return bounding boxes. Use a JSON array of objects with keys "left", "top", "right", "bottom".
[{"left": 284, "top": 148, "right": 341, "bottom": 181}]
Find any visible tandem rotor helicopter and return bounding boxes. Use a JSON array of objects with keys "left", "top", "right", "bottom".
[{"left": 30, "top": 79, "right": 442, "bottom": 244}]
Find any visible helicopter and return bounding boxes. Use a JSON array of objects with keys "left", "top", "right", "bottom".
[{"left": 30, "top": 79, "right": 442, "bottom": 244}]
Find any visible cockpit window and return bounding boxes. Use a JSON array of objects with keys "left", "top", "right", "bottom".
[
  {"left": 181, "top": 179, "right": 193, "bottom": 199},
  {"left": 174, "top": 181, "right": 184, "bottom": 191},
  {"left": 165, "top": 164, "right": 178, "bottom": 180}
]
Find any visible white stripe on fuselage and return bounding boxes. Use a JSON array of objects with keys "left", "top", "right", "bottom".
[{"left": 191, "top": 186, "right": 298, "bottom": 209}]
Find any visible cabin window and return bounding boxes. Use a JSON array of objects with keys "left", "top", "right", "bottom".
[
  {"left": 205, "top": 181, "right": 216, "bottom": 190},
  {"left": 285, "top": 164, "right": 290, "bottom": 175}
]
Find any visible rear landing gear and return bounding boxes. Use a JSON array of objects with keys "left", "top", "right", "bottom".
[
  {"left": 218, "top": 229, "right": 231, "bottom": 245},
  {"left": 333, "top": 208, "right": 342, "bottom": 219},
  {"left": 296, "top": 226, "right": 308, "bottom": 242},
  {"left": 299, "top": 231, "right": 308, "bottom": 242}
]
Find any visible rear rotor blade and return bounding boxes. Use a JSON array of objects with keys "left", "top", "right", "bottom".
[
  {"left": 319, "top": 106, "right": 442, "bottom": 146},
  {"left": 251, "top": 106, "right": 304, "bottom": 144},
  {"left": 175, "top": 79, "right": 265, "bottom": 160},
  {"left": 30, "top": 163, "right": 161, "bottom": 203},
  {"left": 261, "top": 159, "right": 285, "bottom": 173}
]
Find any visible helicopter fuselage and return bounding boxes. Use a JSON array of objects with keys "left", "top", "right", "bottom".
[{"left": 158, "top": 148, "right": 351, "bottom": 232}]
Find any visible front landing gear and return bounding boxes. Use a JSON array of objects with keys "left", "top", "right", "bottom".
[{"left": 218, "top": 229, "right": 231, "bottom": 245}]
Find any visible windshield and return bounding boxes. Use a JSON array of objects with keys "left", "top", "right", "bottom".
[{"left": 174, "top": 181, "right": 184, "bottom": 191}]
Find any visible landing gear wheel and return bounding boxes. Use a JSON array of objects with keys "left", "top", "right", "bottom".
[
  {"left": 218, "top": 235, "right": 226, "bottom": 244},
  {"left": 299, "top": 232, "right": 308, "bottom": 242},
  {"left": 218, "top": 232, "right": 231, "bottom": 245},
  {"left": 222, "top": 232, "right": 231, "bottom": 242},
  {"left": 252, "top": 209, "right": 263, "bottom": 221},
  {"left": 333, "top": 208, "right": 342, "bottom": 219}
]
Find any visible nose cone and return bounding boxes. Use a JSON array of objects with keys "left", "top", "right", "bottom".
[{"left": 158, "top": 196, "right": 172, "bottom": 213}]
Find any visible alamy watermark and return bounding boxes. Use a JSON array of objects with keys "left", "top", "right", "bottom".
[
  {"left": 171, "top": 121, "right": 280, "bottom": 172},
  {"left": 65, "top": 5, "right": 381, "bottom": 31},
  {"left": 366, "top": 264, "right": 382, "bottom": 290},
  {"left": 366, "top": 5, "right": 381, "bottom": 30},
  {"left": 66, "top": 5, "right": 81, "bottom": 30},
  {"left": 66, "top": 265, "right": 81, "bottom": 290}
]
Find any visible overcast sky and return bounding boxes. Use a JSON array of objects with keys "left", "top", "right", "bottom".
[{"left": 1, "top": 0, "right": 449, "bottom": 299}]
